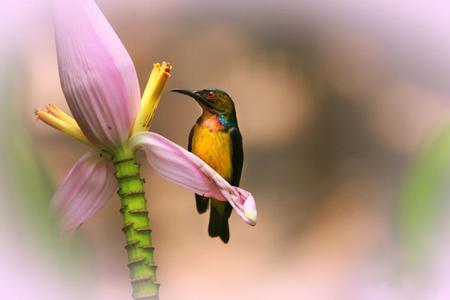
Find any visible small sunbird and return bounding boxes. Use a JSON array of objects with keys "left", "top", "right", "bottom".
[{"left": 172, "top": 88, "right": 243, "bottom": 243}]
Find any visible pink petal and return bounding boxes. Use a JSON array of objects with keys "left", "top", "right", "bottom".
[
  {"left": 129, "top": 132, "right": 257, "bottom": 225},
  {"left": 53, "top": 0, "right": 140, "bottom": 149},
  {"left": 52, "top": 151, "right": 117, "bottom": 231}
]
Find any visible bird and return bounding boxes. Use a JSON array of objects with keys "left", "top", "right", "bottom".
[{"left": 171, "top": 88, "right": 243, "bottom": 243}]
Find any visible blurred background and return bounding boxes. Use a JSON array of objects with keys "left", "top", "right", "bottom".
[{"left": 2, "top": 0, "right": 450, "bottom": 299}]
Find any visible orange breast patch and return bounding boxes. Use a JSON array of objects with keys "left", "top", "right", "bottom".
[{"left": 191, "top": 126, "right": 233, "bottom": 182}]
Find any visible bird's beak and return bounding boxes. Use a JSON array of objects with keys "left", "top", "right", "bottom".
[{"left": 171, "top": 89, "right": 212, "bottom": 108}]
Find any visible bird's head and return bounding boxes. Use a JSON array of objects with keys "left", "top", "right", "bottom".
[{"left": 172, "top": 88, "right": 236, "bottom": 119}]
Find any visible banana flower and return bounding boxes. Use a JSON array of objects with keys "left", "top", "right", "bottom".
[{"left": 35, "top": 0, "right": 256, "bottom": 299}]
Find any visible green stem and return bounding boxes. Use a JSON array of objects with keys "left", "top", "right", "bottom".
[{"left": 112, "top": 146, "right": 159, "bottom": 300}]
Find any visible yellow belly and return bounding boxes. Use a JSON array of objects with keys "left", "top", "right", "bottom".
[{"left": 191, "top": 126, "right": 233, "bottom": 182}]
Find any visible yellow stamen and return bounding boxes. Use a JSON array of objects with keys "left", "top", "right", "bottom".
[
  {"left": 146, "top": 63, "right": 161, "bottom": 93},
  {"left": 46, "top": 104, "right": 79, "bottom": 128},
  {"left": 132, "top": 61, "right": 172, "bottom": 135},
  {"left": 35, "top": 109, "right": 93, "bottom": 147}
]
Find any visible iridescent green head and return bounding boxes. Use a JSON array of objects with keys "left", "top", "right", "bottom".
[{"left": 172, "top": 88, "right": 236, "bottom": 120}]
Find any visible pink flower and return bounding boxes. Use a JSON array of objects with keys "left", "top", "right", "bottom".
[{"left": 36, "top": 0, "right": 256, "bottom": 231}]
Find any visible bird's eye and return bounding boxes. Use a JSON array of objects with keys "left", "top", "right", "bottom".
[{"left": 207, "top": 91, "right": 215, "bottom": 98}]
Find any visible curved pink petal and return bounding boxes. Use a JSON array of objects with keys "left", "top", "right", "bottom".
[
  {"left": 129, "top": 132, "right": 257, "bottom": 225},
  {"left": 52, "top": 151, "right": 117, "bottom": 231},
  {"left": 53, "top": 0, "right": 140, "bottom": 149}
]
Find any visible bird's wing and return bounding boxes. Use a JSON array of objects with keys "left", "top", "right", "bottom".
[
  {"left": 219, "top": 126, "right": 243, "bottom": 222},
  {"left": 230, "top": 127, "right": 244, "bottom": 187},
  {"left": 187, "top": 124, "right": 194, "bottom": 151}
]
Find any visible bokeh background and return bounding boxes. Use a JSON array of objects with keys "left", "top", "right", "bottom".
[{"left": 2, "top": 0, "right": 450, "bottom": 299}]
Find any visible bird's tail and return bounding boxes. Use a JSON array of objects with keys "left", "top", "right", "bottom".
[{"left": 208, "top": 200, "right": 232, "bottom": 243}]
